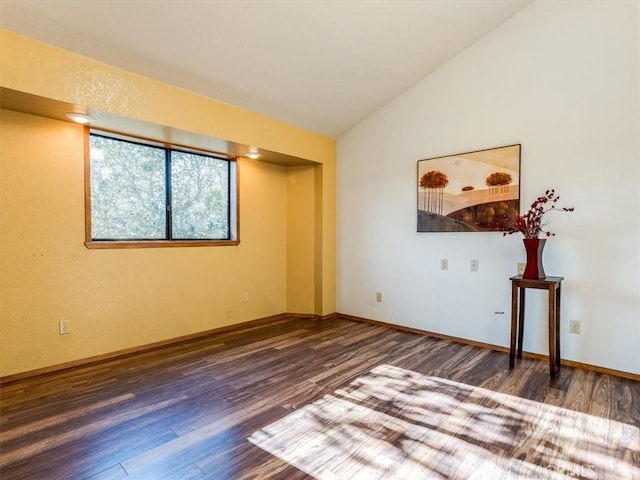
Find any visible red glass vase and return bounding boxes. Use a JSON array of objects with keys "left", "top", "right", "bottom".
[{"left": 523, "top": 238, "right": 546, "bottom": 279}]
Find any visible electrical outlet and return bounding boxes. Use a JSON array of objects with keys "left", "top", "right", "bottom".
[
  {"left": 242, "top": 292, "right": 249, "bottom": 303},
  {"left": 59, "top": 320, "right": 71, "bottom": 335},
  {"left": 376, "top": 292, "right": 382, "bottom": 302},
  {"left": 441, "top": 259, "right": 448, "bottom": 270},
  {"left": 569, "top": 320, "right": 580, "bottom": 334},
  {"left": 517, "top": 263, "right": 526, "bottom": 275},
  {"left": 470, "top": 259, "right": 479, "bottom": 271}
]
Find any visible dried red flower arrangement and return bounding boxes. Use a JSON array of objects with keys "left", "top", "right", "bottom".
[{"left": 503, "top": 189, "right": 574, "bottom": 238}]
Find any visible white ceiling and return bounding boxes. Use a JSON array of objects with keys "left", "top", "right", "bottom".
[{"left": 0, "top": 0, "right": 532, "bottom": 137}]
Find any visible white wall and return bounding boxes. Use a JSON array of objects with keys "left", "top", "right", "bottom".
[{"left": 337, "top": 1, "right": 639, "bottom": 375}]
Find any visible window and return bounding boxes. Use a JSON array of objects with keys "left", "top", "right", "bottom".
[{"left": 86, "top": 131, "right": 237, "bottom": 247}]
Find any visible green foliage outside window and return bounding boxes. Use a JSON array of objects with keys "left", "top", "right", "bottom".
[
  {"left": 171, "top": 151, "right": 229, "bottom": 239},
  {"left": 89, "top": 133, "right": 233, "bottom": 242}
]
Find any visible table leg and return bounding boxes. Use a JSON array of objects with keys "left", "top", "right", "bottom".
[
  {"left": 510, "top": 282, "right": 518, "bottom": 368},
  {"left": 548, "top": 285, "right": 557, "bottom": 377},
  {"left": 556, "top": 284, "right": 561, "bottom": 369},
  {"left": 517, "top": 287, "right": 525, "bottom": 359}
]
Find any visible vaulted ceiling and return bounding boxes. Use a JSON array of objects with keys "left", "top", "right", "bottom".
[{"left": 0, "top": 0, "right": 532, "bottom": 137}]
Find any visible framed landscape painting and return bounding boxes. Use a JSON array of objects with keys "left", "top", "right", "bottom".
[{"left": 417, "top": 144, "right": 521, "bottom": 232}]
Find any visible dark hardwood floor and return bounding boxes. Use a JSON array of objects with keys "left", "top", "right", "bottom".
[{"left": 1, "top": 316, "right": 638, "bottom": 479}]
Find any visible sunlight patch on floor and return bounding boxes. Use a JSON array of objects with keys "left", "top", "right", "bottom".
[{"left": 249, "top": 364, "right": 640, "bottom": 479}]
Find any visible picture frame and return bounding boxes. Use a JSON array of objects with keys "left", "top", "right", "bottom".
[{"left": 417, "top": 144, "right": 521, "bottom": 232}]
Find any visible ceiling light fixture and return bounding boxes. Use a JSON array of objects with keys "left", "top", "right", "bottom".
[
  {"left": 245, "top": 147, "right": 261, "bottom": 160},
  {"left": 65, "top": 112, "right": 95, "bottom": 124}
]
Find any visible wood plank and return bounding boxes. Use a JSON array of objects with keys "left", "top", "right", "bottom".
[{"left": 1, "top": 316, "right": 638, "bottom": 480}]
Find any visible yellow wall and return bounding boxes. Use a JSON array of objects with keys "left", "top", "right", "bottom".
[
  {"left": 0, "top": 31, "right": 333, "bottom": 162},
  {"left": 0, "top": 30, "right": 336, "bottom": 377},
  {"left": 287, "top": 166, "right": 316, "bottom": 314}
]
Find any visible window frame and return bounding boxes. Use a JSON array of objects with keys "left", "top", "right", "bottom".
[{"left": 84, "top": 127, "right": 239, "bottom": 249}]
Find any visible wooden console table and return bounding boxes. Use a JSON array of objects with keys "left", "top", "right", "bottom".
[{"left": 510, "top": 275, "right": 564, "bottom": 377}]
